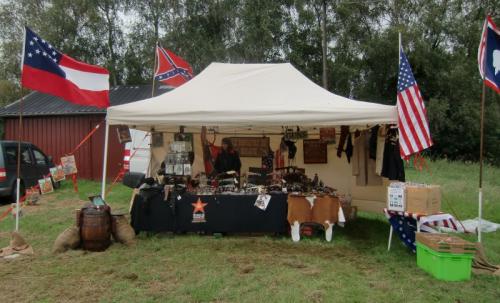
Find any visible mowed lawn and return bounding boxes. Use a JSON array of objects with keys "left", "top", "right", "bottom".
[{"left": 0, "top": 160, "right": 499, "bottom": 303}]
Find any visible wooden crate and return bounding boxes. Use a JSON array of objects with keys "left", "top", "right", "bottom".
[{"left": 416, "top": 233, "right": 475, "bottom": 254}]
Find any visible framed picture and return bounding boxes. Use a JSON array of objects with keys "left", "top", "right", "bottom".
[
  {"left": 50, "top": 165, "right": 66, "bottom": 182},
  {"left": 151, "top": 132, "right": 164, "bottom": 147},
  {"left": 116, "top": 125, "right": 132, "bottom": 144},
  {"left": 60, "top": 155, "right": 78, "bottom": 175},
  {"left": 174, "top": 164, "right": 184, "bottom": 175},
  {"left": 25, "top": 187, "right": 40, "bottom": 204},
  {"left": 38, "top": 177, "right": 54, "bottom": 195},
  {"left": 320, "top": 127, "right": 336, "bottom": 144},
  {"left": 303, "top": 139, "right": 327, "bottom": 164},
  {"left": 228, "top": 137, "right": 270, "bottom": 157},
  {"left": 174, "top": 132, "right": 194, "bottom": 152}
]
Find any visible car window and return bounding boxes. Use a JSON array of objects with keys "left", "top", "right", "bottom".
[
  {"left": 32, "top": 149, "right": 47, "bottom": 165},
  {"left": 21, "top": 147, "right": 33, "bottom": 165},
  {"left": 4, "top": 146, "right": 17, "bottom": 165},
  {"left": 3, "top": 146, "right": 34, "bottom": 165}
]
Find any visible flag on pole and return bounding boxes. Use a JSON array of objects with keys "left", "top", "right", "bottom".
[
  {"left": 21, "top": 27, "right": 110, "bottom": 108},
  {"left": 478, "top": 15, "right": 500, "bottom": 94},
  {"left": 154, "top": 46, "right": 193, "bottom": 87},
  {"left": 396, "top": 49, "right": 433, "bottom": 159}
]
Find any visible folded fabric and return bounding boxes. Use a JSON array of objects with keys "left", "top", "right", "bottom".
[{"left": 0, "top": 232, "right": 34, "bottom": 258}]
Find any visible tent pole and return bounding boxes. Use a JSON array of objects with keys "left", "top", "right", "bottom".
[
  {"left": 101, "top": 119, "right": 110, "bottom": 199},
  {"left": 478, "top": 81, "right": 486, "bottom": 243}
]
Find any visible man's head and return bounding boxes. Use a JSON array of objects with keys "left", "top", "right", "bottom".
[{"left": 221, "top": 138, "right": 233, "bottom": 151}]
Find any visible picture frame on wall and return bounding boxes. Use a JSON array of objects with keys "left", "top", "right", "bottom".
[
  {"left": 116, "top": 125, "right": 132, "bottom": 144},
  {"left": 151, "top": 132, "right": 164, "bottom": 147},
  {"left": 303, "top": 139, "right": 328, "bottom": 164}
]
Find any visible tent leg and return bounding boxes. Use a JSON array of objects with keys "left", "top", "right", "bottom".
[
  {"left": 101, "top": 120, "right": 110, "bottom": 200},
  {"left": 387, "top": 225, "right": 393, "bottom": 251}
]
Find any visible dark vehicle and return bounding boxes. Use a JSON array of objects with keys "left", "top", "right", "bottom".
[{"left": 0, "top": 141, "right": 57, "bottom": 202}]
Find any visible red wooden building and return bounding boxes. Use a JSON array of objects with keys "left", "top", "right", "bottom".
[{"left": 0, "top": 85, "right": 170, "bottom": 181}]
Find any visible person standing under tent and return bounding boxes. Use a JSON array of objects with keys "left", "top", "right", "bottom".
[{"left": 214, "top": 138, "right": 241, "bottom": 175}]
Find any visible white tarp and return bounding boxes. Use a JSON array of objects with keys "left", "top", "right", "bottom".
[{"left": 107, "top": 63, "right": 397, "bottom": 132}]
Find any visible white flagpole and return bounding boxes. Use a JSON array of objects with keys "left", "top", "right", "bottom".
[
  {"left": 101, "top": 119, "right": 110, "bottom": 199},
  {"left": 399, "top": 32, "right": 401, "bottom": 64},
  {"left": 15, "top": 27, "right": 28, "bottom": 231}
]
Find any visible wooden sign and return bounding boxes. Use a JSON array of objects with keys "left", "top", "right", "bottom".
[
  {"left": 320, "top": 128, "right": 336, "bottom": 144},
  {"left": 303, "top": 139, "right": 327, "bottom": 164},
  {"left": 151, "top": 132, "right": 164, "bottom": 147},
  {"left": 228, "top": 137, "right": 270, "bottom": 157},
  {"left": 116, "top": 125, "right": 132, "bottom": 144},
  {"left": 61, "top": 155, "right": 78, "bottom": 175}
]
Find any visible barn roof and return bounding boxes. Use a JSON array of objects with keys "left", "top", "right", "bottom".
[{"left": 0, "top": 85, "right": 172, "bottom": 117}]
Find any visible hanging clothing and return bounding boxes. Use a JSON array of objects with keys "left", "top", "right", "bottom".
[
  {"left": 352, "top": 130, "right": 383, "bottom": 186},
  {"left": 261, "top": 150, "right": 274, "bottom": 173},
  {"left": 369, "top": 125, "right": 379, "bottom": 160},
  {"left": 336, "top": 125, "right": 349, "bottom": 158},
  {"left": 381, "top": 128, "right": 405, "bottom": 182},
  {"left": 345, "top": 134, "right": 353, "bottom": 163},
  {"left": 275, "top": 148, "right": 285, "bottom": 169},
  {"left": 375, "top": 125, "right": 387, "bottom": 175}
]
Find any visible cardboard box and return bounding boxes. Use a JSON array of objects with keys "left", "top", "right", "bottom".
[
  {"left": 406, "top": 185, "right": 441, "bottom": 214},
  {"left": 387, "top": 185, "right": 406, "bottom": 211},
  {"left": 416, "top": 232, "right": 475, "bottom": 254}
]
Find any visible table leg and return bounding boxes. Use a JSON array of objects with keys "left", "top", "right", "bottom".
[
  {"left": 291, "top": 221, "right": 300, "bottom": 242},
  {"left": 387, "top": 225, "right": 393, "bottom": 251}
]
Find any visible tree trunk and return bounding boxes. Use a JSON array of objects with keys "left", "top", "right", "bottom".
[{"left": 321, "top": 0, "right": 328, "bottom": 90}]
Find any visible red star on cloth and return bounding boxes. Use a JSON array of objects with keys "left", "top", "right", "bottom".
[{"left": 192, "top": 198, "right": 207, "bottom": 213}]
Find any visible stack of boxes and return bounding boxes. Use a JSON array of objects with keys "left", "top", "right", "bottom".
[
  {"left": 164, "top": 141, "right": 192, "bottom": 176},
  {"left": 416, "top": 233, "right": 475, "bottom": 281},
  {"left": 387, "top": 182, "right": 441, "bottom": 214}
]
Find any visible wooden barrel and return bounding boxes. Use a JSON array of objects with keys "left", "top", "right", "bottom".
[{"left": 80, "top": 206, "right": 111, "bottom": 252}]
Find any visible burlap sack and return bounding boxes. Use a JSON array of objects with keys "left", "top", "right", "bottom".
[
  {"left": 112, "top": 216, "right": 136, "bottom": 246},
  {"left": 52, "top": 226, "right": 80, "bottom": 254}
]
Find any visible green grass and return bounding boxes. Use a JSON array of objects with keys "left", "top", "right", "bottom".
[{"left": 0, "top": 160, "right": 499, "bottom": 303}]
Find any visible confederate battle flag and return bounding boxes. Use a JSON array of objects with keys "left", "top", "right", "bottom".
[
  {"left": 154, "top": 45, "right": 193, "bottom": 87},
  {"left": 21, "top": 27, "right": 110, "bottom": 108}
]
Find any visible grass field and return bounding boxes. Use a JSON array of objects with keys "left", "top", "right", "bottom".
[{"left": 0, "top": 160, "right": 499, "bottom": 303}]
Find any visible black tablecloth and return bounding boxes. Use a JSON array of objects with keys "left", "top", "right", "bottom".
[{"left": 130, "top": 189, "right": 288, "bottom": 234}]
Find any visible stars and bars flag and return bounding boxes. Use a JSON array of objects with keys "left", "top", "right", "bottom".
[
  {"left": 154, "top": 45, "right": 193, "bottom": 87},
  {"left": 478, "top": 15, "right": 500, "bottom": 94},
  {"left": 21, "top": 27, "right": 110, "bottom": 108},
  {"left": 396, "top": 49, "right": 433, "bottom": 159}
]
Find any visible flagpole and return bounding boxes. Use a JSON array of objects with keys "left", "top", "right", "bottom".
[
  {"left": 478, "top": 81, "right": 486, "bottom": 243},
  {"left": 151, "top": 41, "right": 158, "bottom": 98},
  {"left": 398, "top": 32, "right": 401, "bottom": 64},
  {"left": 15, "top": 92, "right": 23, "bottom": 232},
  {"left": 15, "top": 27, "right": 28, "bottom": 231}
]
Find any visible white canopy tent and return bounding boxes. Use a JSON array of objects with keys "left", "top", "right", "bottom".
[{"left": 102, "top": 63, "right": 398, "bottom": 197}]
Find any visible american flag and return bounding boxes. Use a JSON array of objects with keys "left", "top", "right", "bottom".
[
  {"left": 397, "top": 49, "right": 432, "bottom": 158},
  {"left": 478, "top": 15, "right": 500, "bottom": 94}
]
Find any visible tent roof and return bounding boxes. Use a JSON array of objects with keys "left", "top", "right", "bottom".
[{"left": 107, "top": 63, "right": 397, "bottom": 133}]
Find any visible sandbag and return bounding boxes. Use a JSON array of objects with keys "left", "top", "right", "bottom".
[
  {"left": 53, "top": 226, "right": 80, "bottom": 254},
  {"left": 112, "top": 216, "right": 136, "bottom": 246}
]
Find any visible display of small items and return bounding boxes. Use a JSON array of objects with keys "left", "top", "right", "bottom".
[{"left": 164, "top": 141, "right": 192, "bottom": 176}]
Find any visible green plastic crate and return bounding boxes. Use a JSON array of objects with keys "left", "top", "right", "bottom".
[{"left": 416, "top": 242, "right": 474, "bottom": 281}]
